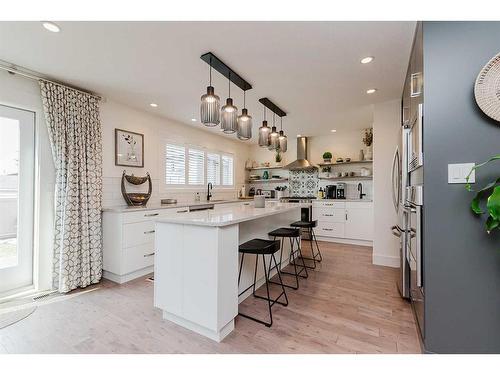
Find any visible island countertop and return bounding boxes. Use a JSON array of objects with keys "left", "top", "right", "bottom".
[{"left": 155, "top": 201, "right": 307, "bottom": 227}]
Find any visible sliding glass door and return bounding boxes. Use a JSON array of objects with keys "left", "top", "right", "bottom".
[{"left": 0, "top": 105, "right": 35, "bottom": 297}]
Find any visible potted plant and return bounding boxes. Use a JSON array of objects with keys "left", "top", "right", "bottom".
[
  {"left": 363, "top": 128, "right": 373, "bottom": 160},
  {"left": 322, "top": 152, "right": 332, "bottom": 163},
  {"left": 322, "top": 166, "right": 332, "bottom": 178},
  {"left": 275, "top": 148, "right": 282, "bottom": 166},
  {"left": 466, "top": 154, "right": 500, "bottom": 233}
]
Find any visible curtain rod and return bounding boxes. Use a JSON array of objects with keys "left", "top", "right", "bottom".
[{"left": 0, "top": 61, "right": 102, "bottom": 100}]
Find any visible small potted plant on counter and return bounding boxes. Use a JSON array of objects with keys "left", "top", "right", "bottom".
[{"left": 322, "top": 151, "right": 332, "bottom": 163}]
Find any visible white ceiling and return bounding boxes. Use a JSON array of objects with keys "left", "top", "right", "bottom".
[{"left": 0, "top": 21, "right": 415, "bottom": 141}]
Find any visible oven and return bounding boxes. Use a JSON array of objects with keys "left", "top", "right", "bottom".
[
  {"left": 405, "top": 184, "right": 424, "bottom": 338},
  {"left": 407, "top": 103, "right": 423, "bottom": 172}
]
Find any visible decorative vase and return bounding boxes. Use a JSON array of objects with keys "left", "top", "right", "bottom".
[
  {"left": 365, "top": 145, "right": 373, "bottom": 160},
  {"left": 359, "top": 149, "right": 365, "bottom": 161}
]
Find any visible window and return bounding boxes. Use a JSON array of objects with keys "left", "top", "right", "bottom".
[
  {"left": 165, "top": 144, "right": 185, "bottom": 185},
  {"left": 188, "top": 148, "right": 205, "bottom": 185},
  {"left": 207, "top": 153, "right": 220, "bottom": 186},
  {"left": 222, "top": 155, "right": 234, "bottom": 186},
  {"left": 164, "top": 143, "right": 234, "bottom": 188}
]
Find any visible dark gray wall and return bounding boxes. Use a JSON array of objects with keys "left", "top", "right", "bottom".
[{"left": 423, "top": 21, "right": 500, "bottom": 353}]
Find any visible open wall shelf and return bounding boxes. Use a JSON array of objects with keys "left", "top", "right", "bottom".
[
  {"left": 245, "top": 166, "right": 286, "bottom": 171},
  {"left": 317, "top": 160, "right": 373, "bottom": 167}
]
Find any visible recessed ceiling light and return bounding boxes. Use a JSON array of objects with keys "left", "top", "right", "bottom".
[
  {"left": 360, "top": 56, "right": 374, "bottom": 64},
  {"left": 191, "top": 118, "right": 197, "bottom": 122},
  {"left": 331, "top": 129, "right": 337, "bottom": 133},
  {"left": 366, "top": 88, "right": 377, "bottom": 94},
  {"left": 150, "top": 103, "right": 158, "bottom": 107},
  {"left": 42, "top": 21, "right": 60, "bottom": 33}
]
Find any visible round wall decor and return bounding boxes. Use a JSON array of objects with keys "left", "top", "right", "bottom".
[{"left": 474, "top": 52, "right": 500, "bottom": 122}]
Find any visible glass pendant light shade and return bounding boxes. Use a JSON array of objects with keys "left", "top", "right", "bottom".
[
  {"left": 268, "top": 126, "right": 279, "bottom": 150},
  {"left": 200, "top": 86, "right": 220, "bottom": 126},
  {"left": 279, "top": 130, "right": 287, "bottom": 152},
  {"left": 221, "top": 98, "right": 238, "bottom": 133},
  {"left": 258, "top": 120, "right": 271, "bottom": 147},
  {"left": 237, "top": 108, "right": 252, "bottom": 140}
]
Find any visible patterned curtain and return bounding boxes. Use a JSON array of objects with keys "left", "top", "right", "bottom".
[{"left": 40, "top": 81, "right": 103, "bottom": 293}]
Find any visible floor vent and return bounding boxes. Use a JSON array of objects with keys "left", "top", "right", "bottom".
[{"left": 32, "top": 291, "right": 59, "bottom": 302}]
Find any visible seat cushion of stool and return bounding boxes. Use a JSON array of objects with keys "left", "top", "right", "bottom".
[
  {"left": 268, "top": 227, "right": 300, "bottom": 238},
  {"left": 239, "top": 239, "right": 280, "bottom": 254},
  {"left": 290, "top": 220, "right": 317, "bottom": 228}
]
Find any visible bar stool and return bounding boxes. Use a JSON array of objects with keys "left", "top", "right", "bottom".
[
  {"left": 290, "top": 220, "right": 323, "bottom": 270},
  {"left": 238, "top": 238, "right": 288, "bottom": 327},
  {"left": 267, "top": 227, "right": 308, "bottom": 290}
]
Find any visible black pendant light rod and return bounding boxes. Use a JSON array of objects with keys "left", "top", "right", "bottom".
[
  {"left": 201, "top": 52, "right": 252, "bottom": 91},
  {"left": 259, "top": 97, "right": 287, "bottom": 117}
]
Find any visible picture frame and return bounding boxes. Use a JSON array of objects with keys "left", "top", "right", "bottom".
[{"left": 115, "top": 128, "right": 144, "bottom": 168}]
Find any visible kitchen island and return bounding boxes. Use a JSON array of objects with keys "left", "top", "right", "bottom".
[{"left": 153, "top": 201, "right": 305, "bottom": 342}]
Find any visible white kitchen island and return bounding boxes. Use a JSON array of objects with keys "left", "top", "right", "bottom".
[{"left": 153, "top": 201, "right": 305, "bottom": 342}]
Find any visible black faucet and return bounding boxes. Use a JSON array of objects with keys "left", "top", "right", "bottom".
[
  {"left": 207, "top": 182, "right": 213, "bottom": 201},
  {"left": 357, "top": 183, "right": 366, "bottom": 200}
]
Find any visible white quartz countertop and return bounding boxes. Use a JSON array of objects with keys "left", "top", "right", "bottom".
[
  {"left": 315, "top": 199, "right": 373, "bottom": 202},
  {"left": 155, "top": 202, "right": 306, "bottom": 227},
  {"left": 101, "top": 199, "right": 248, "bottom": 213}
]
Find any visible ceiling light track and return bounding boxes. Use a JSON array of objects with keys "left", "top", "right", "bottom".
[
  {"left": 200, "top": 52, "right": 252, "bottom": 91},
  {"left": 258, "top": 97, "right": 287, "bottom": 118}
]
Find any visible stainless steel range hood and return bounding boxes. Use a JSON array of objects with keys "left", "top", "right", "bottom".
[{"left": 284, "top": 137, "right": 317, "bottom": 170}]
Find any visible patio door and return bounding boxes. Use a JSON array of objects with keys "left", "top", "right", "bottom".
[{"left": 0, "top": 105, "right": 35, "bottom": 297}]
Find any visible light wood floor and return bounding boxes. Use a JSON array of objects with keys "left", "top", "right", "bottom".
[{"left": 0, "top": 241, "right": 421, "bottom": 354}]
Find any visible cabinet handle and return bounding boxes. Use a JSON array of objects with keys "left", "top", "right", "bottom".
[
  {"left": 323, "top": 228, "right": 333, "bottom": 231},
  {"left": 144, "top": 213, "right": 159, "bottom": 217},
  {"left": 144, "top": 230, "right": 155, "bottom": 234},
  {"left": 323, "top": 214, "right": 334, "bottom": 217},
  {"left": 177, "top": 209, "right": 188, "bottom": 213},
  {"left": 345, "top": 211, "right": 348, "bottom": 221},
  {"left": 144, "top": 252, "right": 155, "bottom": 258}
]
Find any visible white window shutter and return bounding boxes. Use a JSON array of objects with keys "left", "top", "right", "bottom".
[
  {"left": 165, "top": 144, "right": 186, "bottom": 185},
  {"left": 222, "top": 155, "right": 234, "bottom": 186},
  {"left": 188, "top": 148, "right": 205, "bottom": 185},
  {"left": 207, "top": 153, "right": 220, "bottom": 185}
]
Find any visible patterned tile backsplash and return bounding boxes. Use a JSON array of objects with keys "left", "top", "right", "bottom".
[{"left": 289, "top": 170, "right": 319, "bottom": 197}]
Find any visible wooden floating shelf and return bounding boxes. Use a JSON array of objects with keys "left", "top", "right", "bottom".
[
  {"left": 319, "top": 176, "right": 373, "bottom": 181},
  {"left": 246, "top": 166, "right": 286, "bottom": 171},
  {"left": 317, "top": 160, "right": 373, "bottom": 167},
  {"left": 247, "top": 178, "right": 289, "bottom": 183}
]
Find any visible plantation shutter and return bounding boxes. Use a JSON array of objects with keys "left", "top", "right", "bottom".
[
  {"left": 188, "top": 148, "right": 205, "bottom": 185},
  {"left": 207, "top": 152, "right": 220, "bottom": 185},
  {"left": 222, "top": 155, "right": 234, "bottom": 186},
  {"left": 165, "top": 144, "right": 186, "bottom": 185}
]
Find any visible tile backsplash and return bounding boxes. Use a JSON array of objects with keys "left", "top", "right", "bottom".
[{"left": 289, "top": 170, "right": 319, "bottom": 197}]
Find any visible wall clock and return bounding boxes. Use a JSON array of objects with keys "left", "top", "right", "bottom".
[{"left": 474, "top": 52, "right": 500, "bottom": 122}]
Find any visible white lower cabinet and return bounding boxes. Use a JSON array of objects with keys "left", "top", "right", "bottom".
[
  {"left": 102, "top": 206, "right": 187, "bottom": 284},
  {"left": 313, "top": 200, "right": 373, "bottom": 244}
]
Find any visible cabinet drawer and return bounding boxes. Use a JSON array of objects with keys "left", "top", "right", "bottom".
[
  {"left": 123, "top": 221, "right": 155, "bottom": 248},
  {"left": 315, "top": 208, "right": 345, "bottom": 223},
  {"left": 313, "top": 201, "right": 346, "bottom": 209},
  {"left": 122, "top": 207, "right": 189, "bottom": 224},
  {"left": 316, "top": 221, "right": 345, "bottom": 238},
  {"left": 346, "top": 201, "right": 373, "bottom": 210},
  {"left": 122, "top": 243, "right": 155, "bottom": 274}
]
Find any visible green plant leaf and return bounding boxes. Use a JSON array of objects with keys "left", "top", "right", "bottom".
[
  {"left": 466, "top": 154, "right": 500, "bottom": 188},
  {"left": 485, "top": 216, "right": 499, "bottom": 233},
  {"left": 471, "top": 195, "right": 484, "bottom": 215},
  {"left": 487, "top": 185, "right": 500, "bottom": 221}
]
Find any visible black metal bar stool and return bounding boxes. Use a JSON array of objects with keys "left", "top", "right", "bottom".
[
  {"left": 237, "top": 238, "right": 288, "bottom": 327},
  {"left": 290, "top": 220, "right": 323, "bottom": 270},
  {"left": 267, "top": 227, "right": 308, "bottom": 290}
]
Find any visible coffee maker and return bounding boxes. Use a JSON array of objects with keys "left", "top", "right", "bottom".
[
  {"left": 325, "top": 185, "right": 336, "bottom": 199},
  {"left": 336, "top": 183, "right": 346, "bottom": 199}
]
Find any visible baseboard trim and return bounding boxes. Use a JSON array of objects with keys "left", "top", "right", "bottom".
[
  {"left": 315, "top": 236, "right": 373, "bottom": 247},
  {"left": 372, "top": 254, "right": 400, "bottom": 268},
  {"left": 103, "top": 267, "right": 154, "bottom": 284}
]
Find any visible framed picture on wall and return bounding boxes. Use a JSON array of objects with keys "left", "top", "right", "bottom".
[{"left": 115, "top": 128, "right": 144, "bottom": 167}]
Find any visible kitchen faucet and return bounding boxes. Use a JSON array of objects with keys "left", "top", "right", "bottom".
[
  {"left": 207, "top": 182, "right": 213, "bottom": 201},
  {"left": 357, "top": 183, "right": 366, "bottom": 200}
]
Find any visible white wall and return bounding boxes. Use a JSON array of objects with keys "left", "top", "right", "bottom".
[
  {"left": 372, "top": 99, "right": 401, "bottom": 267},
  {"left": 100, "top": 100, "right": 251, "bottom": 207},
  {"left": 0, "top": 71, "right": 55, "bottom": 292}
]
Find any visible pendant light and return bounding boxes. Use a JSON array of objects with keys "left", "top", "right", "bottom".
[
  {"left": 268, "top": 112, "right": 279, "bottom": 150},
  {"left": 221, "top": 72, "right": 238, "bottom": 134},
  {"left": 278, "top": 116, "right": 287, "bottom": 153},
  {"left": 200, "top": 56, "right": 220, "bottom": 127},
  {"left": 258, "top": 106, "right": 271, "bottom": 147},
  {"left": 237, "top": 90, "right": 252, "bottom": 140}
]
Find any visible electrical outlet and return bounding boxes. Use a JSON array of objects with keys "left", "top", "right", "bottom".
[{"left": 448, "top": 163, "right": 475, "bottom": 184}]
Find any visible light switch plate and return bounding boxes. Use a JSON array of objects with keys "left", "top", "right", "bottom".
[{"left": 448, "top": 163, "right": 475, "bottom": 184}]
